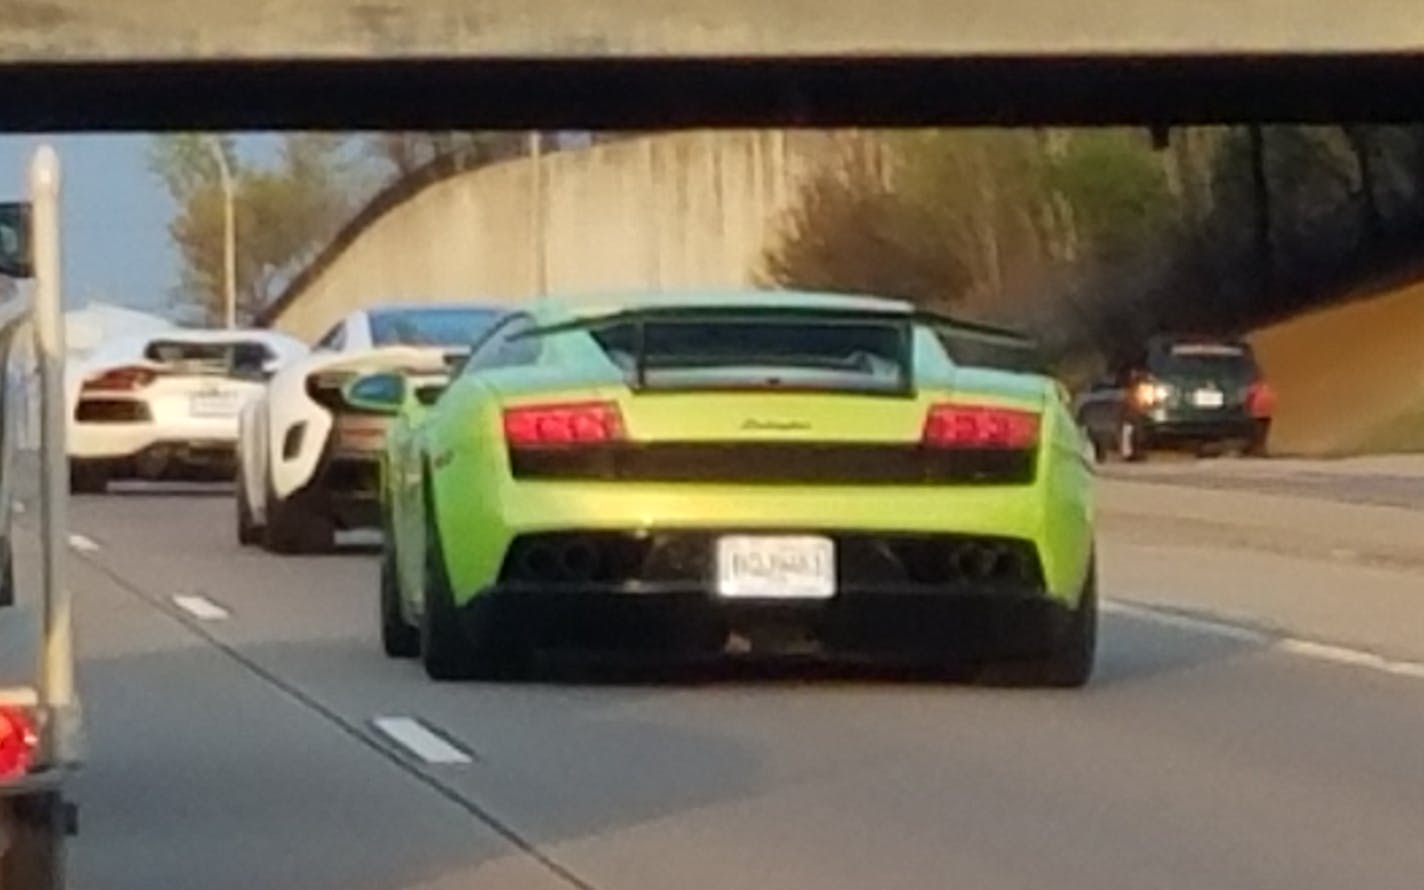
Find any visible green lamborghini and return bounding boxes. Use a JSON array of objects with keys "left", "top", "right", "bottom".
[{"left": 346, "top": 290, "right": 1097, "bottom": 685}]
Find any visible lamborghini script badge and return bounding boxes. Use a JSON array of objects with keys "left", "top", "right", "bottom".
[{"left": 741, "top": 419, "right": 811, "bottom": 432}]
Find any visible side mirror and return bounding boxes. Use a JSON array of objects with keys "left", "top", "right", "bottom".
[
  {"left": 0, "top": 202, "right": 33, "bottom": 280},
  {"left": 343, "top": 372, "right": 406, "bottom": 415},
  {"left": 414, "top": 383, "right": 446, "bottom": 406}
]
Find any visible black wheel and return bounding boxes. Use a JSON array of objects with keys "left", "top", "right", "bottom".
[
  {"left": 262, "top": 476, "right": 334, "bottom": 555},
  {"left": 980, "top": 556, "right": 1097, "bottom": 689},
  {"left": 0, "top": 542, "right": 14, "bottom": 608},
  {"left": 419, "top": 472, "right": 525, "bottom": 681},
  {"left": 235, "top": 476, "right": 261, "bottom": 547},
  {"left": 1117, "top": 419, "right": 1147, "bottom": 463},
  {"left": 1037, "top": 558, "right": 1098, "bottom": 688},
  {"left": 1245, "top": 419, "right": 1271, "bottom": 458},
  {"left": 68, "top": 461, "right": 108, "bottom": 494},
  {"left": 1077, "top": 418, "right": 1105, "bottom": 464},
  {"left": 0, "top": 792, "right": 67, "bottom": 890},
  {"left": 380, "top": 537, "right": 419, "bottom": 659}
]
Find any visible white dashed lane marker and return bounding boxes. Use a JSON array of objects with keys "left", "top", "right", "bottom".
[
  {"left": 172, "top": 595, "right": 231, "bottom": 621},
  {"left": 68, "top": 533, "right": 101, "bottom": 553},
  {"left": 1107, "top": 598, "right": 1424, "bottom": 683},
  {"left": 372, "top": 717, "right": 474, "bottom": 765}
]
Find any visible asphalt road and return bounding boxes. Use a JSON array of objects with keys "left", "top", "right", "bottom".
[{"left": 34, "top": 486, "right": 1424, "bottom": 890}]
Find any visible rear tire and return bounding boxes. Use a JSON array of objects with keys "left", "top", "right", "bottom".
[
  {"left": 981, "top": 556, "right": 1097, "bottom": 688},
  {"left": 68, "top": 461, "right": 108, "bottom": 494},
  {"left": 235, "top": 476, "right": 260, "bottom": 547},
  {"left": 0, "top": 543, "right": 14, "bottom": 608},
  {"left": 419, "top": 474, "right": 525, "bottom": 681},
  {"left": 262, "top": 477, "right": 334, "bottom": 555},
  {"left": 1246, "top": 419, "right": 1271, "bottom": 458},
  {"left": 1117, "top": 420, "right": 1147, "bottom": 463},
  {"left": 380, "top": 539, "right": 419, "bottom": 659}
]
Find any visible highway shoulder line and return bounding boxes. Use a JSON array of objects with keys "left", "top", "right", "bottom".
[{"left": 1106, "top": 598, "right": 1424, "bottom": 683}]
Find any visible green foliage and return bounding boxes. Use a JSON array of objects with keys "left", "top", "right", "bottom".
[
  {"left": 1041, "top": 130, "right": 1173, "bottom": 259},
  {"left": 150, "top": 134, "right": 361, "bottom": 325},
  {"left": 765, "top": 125, "right": 1424, "bottom": 374}
]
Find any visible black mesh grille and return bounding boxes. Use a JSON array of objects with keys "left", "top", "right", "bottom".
[
  {"left": 509, "top": 443, "right": 1034, "bottom": 485},
  {"left": 498, "top": 531, "right": 1045, "bottom": 592}
]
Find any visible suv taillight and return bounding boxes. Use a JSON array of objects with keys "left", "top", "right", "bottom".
[
  {"left": 922, "top": 403, "right": 1040, "bottom": 450},
  {"left": 82, "top": 365, "right": 155, "bottom": 392},
  {"left": 1247, "top": 381, "right": 1276, "bottom": 418},
  {"left": 1132, "top": 379, "right": 1172, "bottom": 408},
  {"left": 503, "top": 401, "right": 625, "bottom": 448}
]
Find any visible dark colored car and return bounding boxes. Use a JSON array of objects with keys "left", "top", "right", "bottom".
[{"left": 1074, "top": 334, "right": 1275, "bottom": 461}]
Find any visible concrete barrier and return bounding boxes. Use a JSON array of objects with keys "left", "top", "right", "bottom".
[{"left": 265, "top": 131, "right": 871, "bottom": 340}]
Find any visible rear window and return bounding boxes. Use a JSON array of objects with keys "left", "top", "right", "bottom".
[
  {"left": 1150, "top": 341, "right": 1260, "bottom": 380},
  {"left": 143, "top": 339, "right": 275, "bottom": 376},
  {"left": 591, "top": 319, "right": 909, "bottom": 391},
  {"left": 369, "top": 308, "right": 500, "bottom": 347}
]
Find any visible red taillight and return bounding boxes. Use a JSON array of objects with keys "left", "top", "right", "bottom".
[
  {"left": 82, "top": 365, "right": 155, "bottom": 392},
  {"left": 0, "top": 706, "right": 37, "bottom": 781},
  {"left": 1246, "top": 381, "right": 1276, "bottom": 418},
  {"left": 503, "top": 401, "right": 625, "bottom": 448},
  {"left": 922, "top": 403, "right": 1040, "bottom": 450}
]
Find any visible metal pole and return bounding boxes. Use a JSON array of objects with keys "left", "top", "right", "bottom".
[
  {"left": 209, "top": 137, "right": 237, "bottom": 329},
  {"left": 528, "top": 131, "right": 546, "bottom": 296},
  {"left": 30, "top": 146, "right": 76, "bottom": 765}
]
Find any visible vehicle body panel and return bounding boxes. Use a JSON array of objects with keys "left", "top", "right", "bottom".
[{"left": 239, "top": 304, "right": 502, "bottom": 534}]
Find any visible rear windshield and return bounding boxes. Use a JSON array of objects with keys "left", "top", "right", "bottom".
[
  {"left": 1149, "top": 342, "right": 1259, "bottom": 380},
  {"left": 143, "top": 339, "right": 275, "bottom": 376},
  {"left": 369, "top": 308, "right": 500, "bottom": 347},
  {"left": 591, "top": 319, "right": 909, "bottom": 391}
]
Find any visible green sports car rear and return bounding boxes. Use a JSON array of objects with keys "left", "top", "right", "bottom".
[{"left": 362, "top": 291, "right": 1098, "bottom": 686}]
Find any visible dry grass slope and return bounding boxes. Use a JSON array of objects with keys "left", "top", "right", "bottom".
[{"left": 1251, "top": 281, "right": 1424, "bottom": 456}]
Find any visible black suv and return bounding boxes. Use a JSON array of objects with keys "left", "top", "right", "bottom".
[{"left": 1074, "top": 334, "right": 1275, "bottom": 461}]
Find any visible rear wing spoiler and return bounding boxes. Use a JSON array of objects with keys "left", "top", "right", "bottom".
[
  {"left": 510, "top": 303, "right": 1047, "bottom": 383},
  {"left": 308, "top": 344, "right": 469, "bottom": 378}
]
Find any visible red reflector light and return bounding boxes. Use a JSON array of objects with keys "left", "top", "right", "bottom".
[
  {"left": 923, "top": 403, "right": 1040, "bottom": 449},
  {"left": 503, "top": 401, "right": 625, "bottom": 447},
  {"left": 82, "top": 365, "right": 155, "bottom": 392},
  {"left": 0, "top": 706, "right": 37, "bottom": 781}
]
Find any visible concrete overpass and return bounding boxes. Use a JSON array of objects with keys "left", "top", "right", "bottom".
[
  {"left": 5, "top": 0, "right": 1424, "bottom": 60},
  {"left": 4, "top": 1, "right": 1424, "bottom": 128}
]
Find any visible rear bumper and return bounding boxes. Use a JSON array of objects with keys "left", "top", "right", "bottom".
[
  {"left": 1140, "top": 415, "right": 1265, "bottom": 444},
  {"left": 460, "top": 584, "right": 1072, "bottom": 661},
  {"left": 69, "top": 419, "right": 238, "bottom": 461},
  {"left": 71, "top": 439, "right": 237, "bottom": 477}
]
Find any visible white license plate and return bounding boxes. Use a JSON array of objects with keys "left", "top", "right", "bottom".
[
  {"left": 1191, "top": 388, "right": 1225, "bottom": 409},
  {"left": 190, "top": 393, "right": 240, "bottom": 417},
  {"left": 716, "top": 535, "right": 835, "bottom": 600}
]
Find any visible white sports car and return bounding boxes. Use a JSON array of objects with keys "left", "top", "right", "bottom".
[
  {"left": 236, "top": 303, "right": 502, "bottom": 553},
  {"left": 67, "top": 328, "right": 307, "bottom": 493}
]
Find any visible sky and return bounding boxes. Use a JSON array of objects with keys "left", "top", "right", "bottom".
[
  {"left": 0, "top": 131, "right": 586, "bottom": 320},
  {"left": 0, "top": 134, "right": 282, "bottom": 318}
]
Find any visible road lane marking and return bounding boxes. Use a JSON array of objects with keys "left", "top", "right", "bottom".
[
  {"left": 372, "top": 716, "right": 473, "bottom": 765},
  {"left": 68, "top": 533, "right": 100, "bottom": 553},
  {"left": 172, "top": 595, "right": 231, "bottom": 621},
  {"left": 1102, "top": 600, "right": 1271, "bottom": 644},
  {"left": 11, "top": 500, "right": 23, "bottom": 515},
  {"left": 1107, "top": 598, "right": 1424, "bottom": 683}
]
